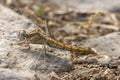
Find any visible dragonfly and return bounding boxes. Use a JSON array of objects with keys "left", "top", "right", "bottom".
[{"left": 18, "top": 29, "right": 96, "bottom": 55}]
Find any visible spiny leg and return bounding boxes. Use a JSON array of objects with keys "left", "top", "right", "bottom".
[
  {"left": 35, "top": 18, "right": 50, "bottom": 67},
  {"left": 43, "top": 18, "right": 49, "bottom": 55}
]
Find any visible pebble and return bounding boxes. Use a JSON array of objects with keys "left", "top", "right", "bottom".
[{"left": 74, "top": 55, "right": 111, "bottom": 65}]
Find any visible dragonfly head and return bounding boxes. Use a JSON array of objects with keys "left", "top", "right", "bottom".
[{"left": 18, "top": 30, "right": 27, "bottom": 41}]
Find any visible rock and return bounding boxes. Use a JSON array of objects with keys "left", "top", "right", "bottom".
[
  {"left": 73, "top": 55, "right": 111, "bottom": 65},
  {"left": 96, "top": 55, "right": 111, "bottom": 65},
  {"left": 82, "top": 32, "right": 120, "bottom": 56},
  {"left": 0, "top": 5, "right": 72, "bottom": 80},
  {"left": 0, "top": 68, "right": 36, "bottom": 80},
  {"left": 48, "top": 0, "right": 120, "bottom": 12},
  {"left": 109, "top": 60, "right": 120, "bottom": 69}
]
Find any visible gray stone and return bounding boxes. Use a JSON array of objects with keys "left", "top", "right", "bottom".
[
  {"left": 48, "top": 0, "right": 120, "bottom": 12},
  {"left": 73, "top": 55, "right": 111, "bottom": 65},
  {"left": 0, "top": 5, "right": 72, "bottom": 80},
  {"left": 109, "top": 60, "right": 120, "bottom": 69},
  {"left": 0, "top": 68, "right": 35, "bottom": 80},
  {"left": 82, "top": 32, "right": 120, "bottom": 56}
]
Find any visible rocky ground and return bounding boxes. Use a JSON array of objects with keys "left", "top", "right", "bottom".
[{"left": 0, "top": 0, "right": 120, "bottom": 80}]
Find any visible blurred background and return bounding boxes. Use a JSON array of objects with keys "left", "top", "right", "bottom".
[
  {"left": 0, "top": 1, "right": 120, "bottom": 79},
  {"left": 0, "top": 0, "right": 120, "bottom": 44}
]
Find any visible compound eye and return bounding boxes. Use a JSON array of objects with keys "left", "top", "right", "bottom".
[{"left": 18, "top": 30, "right": 26, "bottom": 40}]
